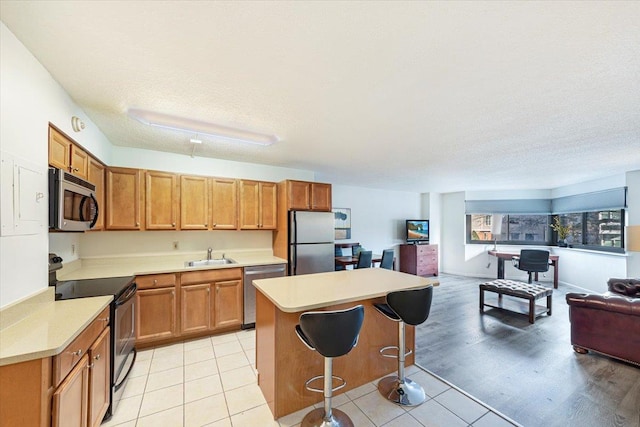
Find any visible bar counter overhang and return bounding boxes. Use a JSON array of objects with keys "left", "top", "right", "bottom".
[{"left": 253, "top": 268, "right": 439, "bottom": 419}]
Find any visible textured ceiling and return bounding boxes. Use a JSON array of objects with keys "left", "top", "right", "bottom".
[{"left": 1, "top": 1, "right": 639, "bottom": 193}]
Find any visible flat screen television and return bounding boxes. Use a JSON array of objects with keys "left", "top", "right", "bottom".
[{"left": 406, "top": 219, "right": 429, "bottom": 243}]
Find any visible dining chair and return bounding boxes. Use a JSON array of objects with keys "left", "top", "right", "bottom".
[
  {"left": 356, "top": 250, "right": 373, "bottom": 269},
  {"left": 352, "top": 244, "right": 362, "bottom": 256},
  {"left": 334, "top": 246, "right": 345, "bottom": 271},
  {"left": 380, "top": 249, "right": 394, "bottom": 270}
]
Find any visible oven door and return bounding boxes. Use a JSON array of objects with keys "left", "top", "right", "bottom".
[{"left": 112, "top": 283, "right": 137, "bottom": 414}]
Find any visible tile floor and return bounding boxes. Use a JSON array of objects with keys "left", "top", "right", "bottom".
[{"left": 102, "top": 330, "right": 519, "bottom": 427}]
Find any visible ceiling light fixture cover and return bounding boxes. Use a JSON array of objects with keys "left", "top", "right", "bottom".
[{"left": 127, "top": 108, "right": 279, "bottom": 146}]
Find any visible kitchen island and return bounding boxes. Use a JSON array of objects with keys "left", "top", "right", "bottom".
[{"left": 253, "top": 268, "right": 438, "bottom": 419}]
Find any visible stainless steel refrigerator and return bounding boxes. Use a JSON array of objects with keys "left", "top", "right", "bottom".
[{"left": 289, "top": 210, "right": 335, "bottom": 275}]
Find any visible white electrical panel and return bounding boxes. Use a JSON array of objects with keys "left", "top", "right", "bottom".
[{"left": 1, "top": 151, "right": 46, "bottom": 236}]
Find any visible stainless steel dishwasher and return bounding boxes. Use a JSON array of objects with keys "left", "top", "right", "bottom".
[{"left": 242, "top": 264, "right": 286, "bottom": 329}]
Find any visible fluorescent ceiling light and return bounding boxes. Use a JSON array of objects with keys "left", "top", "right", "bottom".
[
  {"left": 189, "top": 138, "right": 202, "bottom": 144},
  {"left": 128, "top": 108, "right": 279, "bottom": 146}
]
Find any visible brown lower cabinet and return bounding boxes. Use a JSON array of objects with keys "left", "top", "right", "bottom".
[
  {"left": 0, "top": 307, "right": 110, "bottom": 427},
  {"left": 180, "top": 268, "right": 243, "bottom": 335},
  {"left": 52, "top": 327, "right": 110, "bottom": 427},
  {"left": 136, "top": 269, "right": 243, "bottom": 348},
  {"left": 135, "top": 274, "right": 178, "bottom": 346}
]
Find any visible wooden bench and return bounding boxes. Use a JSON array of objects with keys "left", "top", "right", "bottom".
[{"left": 479, "top": 279, "right": 553, "bottom": 324}]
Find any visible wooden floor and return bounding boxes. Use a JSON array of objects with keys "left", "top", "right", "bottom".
[{"left": 415, "top": 273, "right": 640, "bottom": 427}]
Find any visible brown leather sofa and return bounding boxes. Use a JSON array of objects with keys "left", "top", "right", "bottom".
[{"left": 566, "top": 278, "right": 640, "bottom": 366}]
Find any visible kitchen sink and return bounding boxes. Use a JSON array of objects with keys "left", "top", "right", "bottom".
[{"left": 185, "top": 258, "right": 237, "bottom": 267}]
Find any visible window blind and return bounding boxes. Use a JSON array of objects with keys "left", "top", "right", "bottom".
[
  {"left": 464, "top": 199, "right": 551, "bottom": 214},
  {"left": 551, "top": 187, "right": 627, "bottom": 214}
]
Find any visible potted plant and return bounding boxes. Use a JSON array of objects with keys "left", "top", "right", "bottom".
[{"left": 550, "top": 217, "right": 571, "bottom": 247}]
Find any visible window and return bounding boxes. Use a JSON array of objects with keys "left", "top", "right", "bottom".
[
  {"left": 467, "top": 214, "right": 550, "bottom": 245},
  {"left": 555, "top": 210, "right": 624, "bottom": 252}
]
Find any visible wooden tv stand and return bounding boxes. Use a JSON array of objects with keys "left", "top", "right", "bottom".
[{"left": 399, "top": 244, "right": 438, "bottom": 277}]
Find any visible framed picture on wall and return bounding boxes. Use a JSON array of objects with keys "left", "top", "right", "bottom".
[{"left": 333, "top": 208, "right": 351, "bottom": 240}]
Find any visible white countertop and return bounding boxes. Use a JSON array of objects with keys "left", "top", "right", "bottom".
[
  {"left": 0, "top": 291, "right": 112, "bottom": 366},
  {"left": 253, "top": 268, "right": 438, "bottom": 313},
  {"left": 58, "top": 251, "right": 287, "bottom": 280}
]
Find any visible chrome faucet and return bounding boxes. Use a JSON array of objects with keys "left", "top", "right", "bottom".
[
  {"left": 207, "top": 247, "right": 213, "bottom": 261},
  {"left": 221, "top": 253, "right": 226, "bottom": 260}
]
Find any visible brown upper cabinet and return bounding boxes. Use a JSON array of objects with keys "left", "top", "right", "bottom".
[
  {"left": 287, "top": 180, "right": 332, "bottom": 211},
  {"left": 87, "top": 158, "right": 105, "bottom": 231},
  {"left": 211, "top": 178, "right": 238, "bottom": 229},
  {"left": 145, "top": 170, "right": 179, "bottom": 230},
  {"left": 180, "top": 175, "right": 210, "bottom": 230},
  {"left": 180, "top": 176, "right": 238, "bottom": 230},
  {"left": 106, "top": 167, "right": 143, "bottom": 230},
  {"left": 48, "top": 125, "right": 89, "bottom": 179},
  {"left": 239, "top": 180, "right": 277, "bottom": 229}
]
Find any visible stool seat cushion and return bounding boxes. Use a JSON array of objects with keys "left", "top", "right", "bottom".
[
  {"left": 299, "top": 305, "right": 364, "bottom": 358},
  {"left": 385, "top": 286, "right": 434, "bottom": 326}
]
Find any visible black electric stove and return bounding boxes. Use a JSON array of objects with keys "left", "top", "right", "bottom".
[
  {"left": 55, "top": 276, "right": 135, "bottom": 301},
  {"left": 54, "top": 274, "right": 137, "bottom": 422}
]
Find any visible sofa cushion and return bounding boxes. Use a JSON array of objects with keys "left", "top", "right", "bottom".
[{"left": 607, "top": 278, "right": 640, "bottom": 298}]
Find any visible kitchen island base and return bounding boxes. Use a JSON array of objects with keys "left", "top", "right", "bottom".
[{"left": 255, "top": 291, "right": 415, "bottom": 419}]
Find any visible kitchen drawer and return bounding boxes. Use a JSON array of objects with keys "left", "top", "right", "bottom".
[
  {"left": 181, "top": 268, "right": 242, "bottom": 285},
  {"left": 53, "top": 306, "right": 109, "bottom": 387},
  {"left": 137, "top": 273, "right": 176, "bottom": 289}
]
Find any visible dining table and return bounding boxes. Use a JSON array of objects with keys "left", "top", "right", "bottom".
[{"left": 335, "top": 254, "right": 384, "bottom": 268}]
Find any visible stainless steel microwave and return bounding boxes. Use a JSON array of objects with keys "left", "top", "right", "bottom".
[{"left": 49, "top": 167, "right": 99, "bottom": 231}]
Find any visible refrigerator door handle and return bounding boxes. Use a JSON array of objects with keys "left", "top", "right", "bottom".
[
  {"left": 291, "top": 211, "right": 297, "bottom": 275},
  {"left": 292, "top": 244, "right": 297, "bottom": 275}
]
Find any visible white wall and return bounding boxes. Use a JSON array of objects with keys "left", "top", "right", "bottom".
[
  {"left": 110, "top": 146, "right": 314, "bottom": 182},
  {"left": 78, "top": 230, "right": 272, "bottom": 258},
  {"left": 0, "top": 23, "right": 112, "bottom": 307},
  {"left": 331, "top": 185, "right": 421, "bottom": 257}
]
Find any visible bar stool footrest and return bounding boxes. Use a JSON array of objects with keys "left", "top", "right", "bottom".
[
  {"left": 379, "top": 345, "right": 413, "bottom": 359},
  {"left": 304, "top": 375, "right": 347, "bottom": 394},
  {"left": 378, "top": 375, "right": 426, "bottom": 407}
]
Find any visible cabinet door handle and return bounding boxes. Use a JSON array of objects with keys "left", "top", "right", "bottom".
[
  {"left": 205, "top": 223, "right": 208, "bottom": 227},
  {"left": 153, "top": 279, "right": 158, "bottom": 285},
  {"left": 171, "top": 222, "right": 176, "bottom": 227},
  {"left": 72, "top": 167, "right": 79, "bottom": 172},
  {"left": 136, "top": 222, "right": 140, "bottom": 226},
  {"left": 213, "top": 223, "right": 217, "bottom": 227},
  {"left": 72, "top": 349, "right": 83, "bottom": 357},
  {"left": 94, "top": 354, "right": 101, "bottom": 361}
]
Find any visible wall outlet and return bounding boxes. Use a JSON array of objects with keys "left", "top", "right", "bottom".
[{"left": 173, "top": 241, "right": 179, "bottom": 250}]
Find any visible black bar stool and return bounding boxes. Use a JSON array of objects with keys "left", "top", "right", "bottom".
[
  {"left": 374, "top": 286, "right": 433, "bottom": 406},
  {"left": 295, "top": 305, "right": 365, "bottom": 427}
]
